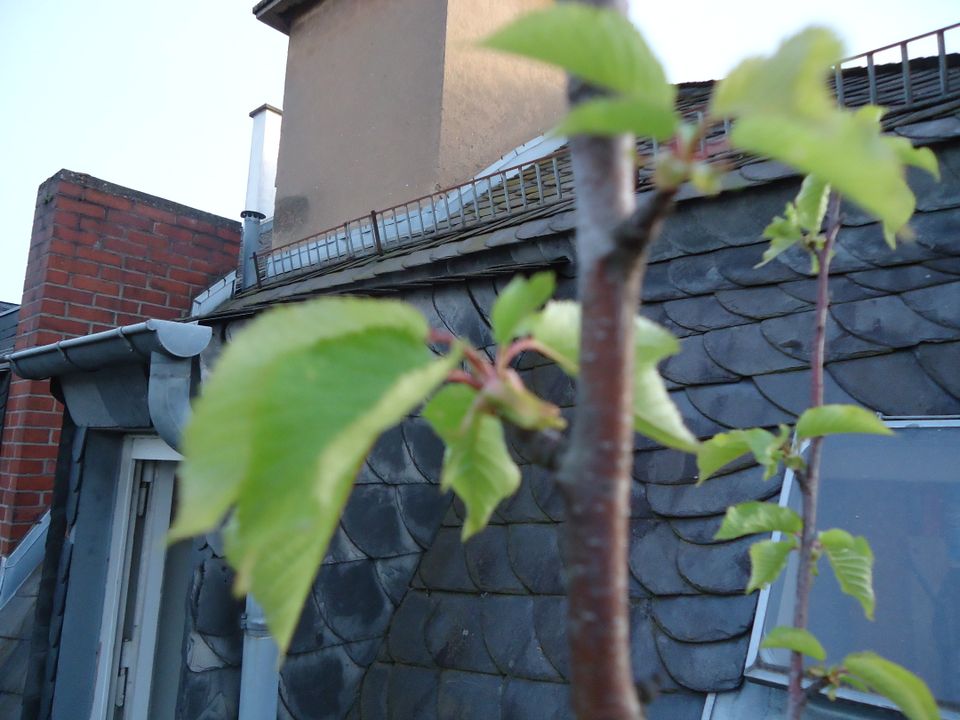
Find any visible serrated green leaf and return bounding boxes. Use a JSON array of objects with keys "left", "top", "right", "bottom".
[
  {"left": 424, "top": 384, "right": 521, "bottom": 540},
  {"left": 819, "top": 528, "right": 876, "bottom": 619},
  {"left": 795, "top": 175, "right": 831, "bottom": 233},
  {"left": 748, "top": 537, "right": 797, "bottom": 593},
  {"left": 554, "top": 96, "right": 678, "bottom": 140},
  {"left": 715, "top": 501, "right": 802, "bottom": 540},
  {"left": 796, "top": 404, "right": 892, "bottom": 439},
  {"left": 761, "top": 626, "right": 826, "bottom": 662},
  {"left": 697, "top": 428, "right": 780, "bottom": 482},
  {"left": 526, "top": 301, "right": 696, "bottom": 451},
  {"left": 491, "top": 271, "right": 555, "bottom": 346},
  {"left": 482, "top": 4, "right": 673, "bottom": 105},
  {"left": 714, "top": 27, "right": 937, "bottom": 239},
  {"left": 174, "top": 297, "right": 460, "bottom": 654},
  {"left": 844, "top": 653, "right": 940, "bottom": 720},
  {"left": 886, "top": 135, "right": 941, "bottom": 180}
]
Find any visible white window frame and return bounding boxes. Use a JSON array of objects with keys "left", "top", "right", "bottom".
[
  {"left": 736, "top": 417, "right": 960, "bottom": 718},
  {"left": 89, "top": 435, "right": 184, "bottom": 720}
]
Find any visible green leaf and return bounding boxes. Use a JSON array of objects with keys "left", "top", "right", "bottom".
[
  {"left": 491, "top": 271, "right": 555, "bottom": 346},
  {"left": 819, "top": 529, "right": 875, "bottom": 619},
  {"left": 714, "top": 27, "right": 937, "bottom": 239},
  {"left": 527, "top": 301, "right": 696, "bottom": 451},
  {"left": 482, "top": 3, "right": 674, "bottom": 104},
  {"left": 747, "top": 537, "right": 798, "bottom": 593},
  {"left": 796, "top": 404, "right": 892, "bottom": 439},
  {"left": 843, "top": 653, "right": 940, "bottom": 720},
  {"left": 714, "top": 501, "right": 802, "bottom": 540},
  {"left": 761, "top": 626, "right": 826, "bottom": 662},
  {"left": 697, "top": 428, "right": 781, "bottom": 482},
  {"left": 554, "top": 96, "right": 678, "bottom": 141},
  {"left": 886, "top": 135, "right": 940, "bottom": 180},
  {"left": 794, "top": 175, "right": 831, "bottom": 233},
  {"left": 174, "top": 297, "right": 461, "bottom": 654},
  {"left": 758, "top": 210, "right": 804, "bottom": 267},
  {"left": 424, "top": 385, "right": 522, "bottom": 540}
]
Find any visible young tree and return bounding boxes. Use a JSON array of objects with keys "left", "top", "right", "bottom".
[{"left": 171, "top": 4, "right": 941, "bottom": 719}]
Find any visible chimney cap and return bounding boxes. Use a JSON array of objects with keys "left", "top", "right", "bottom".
[
  {"left": 253, "top": 0, "right": 321, "bottom": 34},
  {"left": 249, "top": 103, "right": 283, "bottom": 118}
]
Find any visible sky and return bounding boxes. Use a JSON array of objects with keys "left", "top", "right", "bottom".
[{"left": 0, "top": 1, "right": 956, "bottom": 304}]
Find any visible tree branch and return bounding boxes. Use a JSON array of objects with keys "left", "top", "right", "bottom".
[{"left": 504, "top": 424, "right": 566, "bottom": 472}]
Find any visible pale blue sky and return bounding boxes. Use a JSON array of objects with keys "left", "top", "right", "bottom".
[{"left": 0, "top": 1, "right": 956, "bottom": 303}]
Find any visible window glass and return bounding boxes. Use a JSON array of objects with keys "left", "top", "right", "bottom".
[{"left": 759, "top": 425, "right": 960, "bottom": 709}]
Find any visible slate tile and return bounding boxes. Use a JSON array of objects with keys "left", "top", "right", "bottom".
[
  {"left": 481, "top": 596, "right": 560, "bottom": 681},
  {"left": 668, "top": 515, "right": 726, "bottom": 545},
  {"left": 901, "top": 281, "right": 960, "bottom": 330},
  {"left": 760, "top": 311, "right": 886, "bottom": 363},
  {"left": 662, "top": 297, "right": 751, "bottom": 332},
  {"left": 772, "top": 240, "right": 870, "bottom": 276},
  {"left": 752, "top": 367, "right": 859, "bottom": 416},
  {"left": 913, "top": 144, "right": 960, "bottom": 211},
  {"left": 466, "top": 278, "right": 498, "bottom": 325},
  {"left": 425, "top": 595, "right": 498, "bottom": 673},
  {"left": 432, "top": 284, "right": 493, "bottom": 349},
  {"left": 629, "top": 522, "right": 699, "bottom": 596},
  {"left": 387, "top": 592, "right": 437, "bottom": 667},
  {"left": 685, "top": 381, "right": 794, "bottom": 429},
  {"left": 496, "top": 473, "right": 550, "bottom": 523},
  {"left": 837, "top": 223, "right": 938, "bottom": 266},
  {"left": 437, "top": 670, "right": 503, "bottom": 720},
  {"left": 289, "top": 589, "right": 342, "bottom": 655},
  {"left": 527, "top": 363, "right": 576, "bottom": 408},
  {"left": 924, "top": 257, "right": 960, "bottom": 275},
  {"left": 715, "top": 286, "right": 811, "bottom": 320},
  {"left": 676, "top": 537, "right": 754, "bottom": 594},
  {"left": 387, "top": 665, "right": 439, "bottom": 720},
  {"left": 911, "top": 206, "right": 960, "bottom": 255},
  {"left": 375, "top": 554, "right": 421, "bottom": 606},
  {"left": 501, "top": 678, "right": 573, "bottom": 720},
  {"left": 660, "top": 335, "right": 741, "bottom": 386},
  {"left": 397, "top": 484, "right": 451, "bottom": 548},
  {"left": 652, "top": 594, "right": 758, "bottom": 643},
  {"left": 418, "top": 528, "right": 477, "bottom": 593},
  {"left": 646, "top": 691, "right": 707, "bottom": 720},
  {"left": 345, "top": 639, "right": 382, "bottom": 668},
  {"left": 642, "top": 261, "right": 689, "bottom": 302},
  {"left": 678, "top": 182, "right": 795, "bottom": 249},
  {"left": 342, "top": 485, "right": 420, "bottom": 559},
  {"left": 629, "top": 480, "right": 656, "bottom": 519},
  {"left": 657, "top": 201, "right": 733, "bottom": 255},
  {"left": 326, "top": 525, "right": 369, "bottom": 565},
  {"left": 780, "top": 277, "right": 884, "bottom": 306},
  {"left": 508, "top": 524, "right": 565, "bottom": 594},
  {"left": 846, "top": 266, "right": 955, "bottom": 293},
  {"left": 830, "top": 295, "right": 957, "bottom": 347},
  {"left": 176, "top": 667, "right": 241, "bottom": 720},
  {"left": 533, "top": 596, "right": 569, "bottom": 679},
  {"left": 280, "top": 646, "right": 366, "bottom": 720},
  {"left": 632, "top": 447, "right": 699, "bottom": 486},
  {"left": 703, "top": 324, "right": 805, "bottom": 377},
  {"left": 367, "top": 425, "right": 431, "bottom": 485},
  {"left": 316, "top": 559, "right": 394, "bottom": 641},
  {"left": 630, "top": 600, "right": 676, "bottom": 690},
  {"left": 654, "top": 630, "right": 748, "bottom": 692},
  {"left": 633, "top": 390, "right": 721, "bottom": 451},
  {"left": 714, "top": 244, "right": 804, "bottom": 286},
  {"left": 402, "top": 417, "right": 445, "bottom": 485},
  {"left": 667, "top": 253, "right": 741, "bottom": 296},
  {"left": 828, "top": 351, "right": 960, "bottom": 415},
  {"left": 463, "top": 526, "right": 526, "bottom": 594},
  {"left": 355, "top": 459, "right": 385, "bottom": 486},
  {"left": 915, "top": 342, "right": 960, "bottom": 399},
  {"left": 359, "top": 663, "right": 390, "bottom": 720},
  {"left": 523, "top": 466, "right": 565, "bottom": 521},
  {"left": 647, "top": 465, "right": 781, "bottom": 518},
  {"left": 194, "top": 558, "right": 243, "bottom": 638}
]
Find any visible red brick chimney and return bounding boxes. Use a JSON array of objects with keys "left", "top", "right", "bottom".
[{"left": 0, "top": 170, "right": 241, "bottom": 554}]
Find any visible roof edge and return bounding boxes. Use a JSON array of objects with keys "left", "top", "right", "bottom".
[{"left": 253, "top": 0, "right": 321, "bottom": 34}]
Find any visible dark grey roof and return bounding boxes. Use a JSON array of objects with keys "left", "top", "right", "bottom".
[
  {"left": 0, "top": 565, "right": 40, "bottom": 720},
  {"left": 199, "top": 138, "right": 960, "bottom": 719},
  {"left": 0, "top": 306, "right": 19, "bottom": 356}
]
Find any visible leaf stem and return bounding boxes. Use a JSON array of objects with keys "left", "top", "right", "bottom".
[{"left": 787, "top": 192, "right": 842, "bottom": 720}]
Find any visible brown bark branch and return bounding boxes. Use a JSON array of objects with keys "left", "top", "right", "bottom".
[{"left": 787, "top": 192, "right": 842, "bottom": 720}]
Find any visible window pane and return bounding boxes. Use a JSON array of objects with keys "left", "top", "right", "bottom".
[{"left": 762, "top": 426, "right": 960, "bottom": 708}]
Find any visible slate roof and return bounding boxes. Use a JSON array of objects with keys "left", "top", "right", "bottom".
[
  {"left": 0, "top": 565, "right": 40, "bottom": 720},
  {"left": 0, "top": 305, "right": 19, "bottom": 356},
  {"left": 200, "top": 135, "right": 960, "bottom": 720}
]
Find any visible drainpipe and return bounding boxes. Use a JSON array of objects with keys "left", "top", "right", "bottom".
[
  {"left": 240, "top": 104, "right": 282, "bottom": 290},
  {"left": 239, "top": 596, "right": 280, "bottom": 719}
]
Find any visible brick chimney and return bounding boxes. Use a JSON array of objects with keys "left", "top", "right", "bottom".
[
  {"left": 256, "top": 0, "right": 566, "bottom": 249},
  {"left": 0, "top": 171, "right": 241, "bottom": 554}
]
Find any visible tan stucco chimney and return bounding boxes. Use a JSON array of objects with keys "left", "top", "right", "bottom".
[{"left": 259, "top": 0, "right": 565, "bottom": 250}]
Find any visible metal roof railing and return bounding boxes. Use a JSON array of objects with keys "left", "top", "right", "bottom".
[{"left": 251, "top": 23, "right": 960, "bottom": 290}]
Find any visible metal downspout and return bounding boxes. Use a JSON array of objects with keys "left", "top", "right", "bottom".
[{"left": 239, "top": 596, "right": 280, "bottom": 719}]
